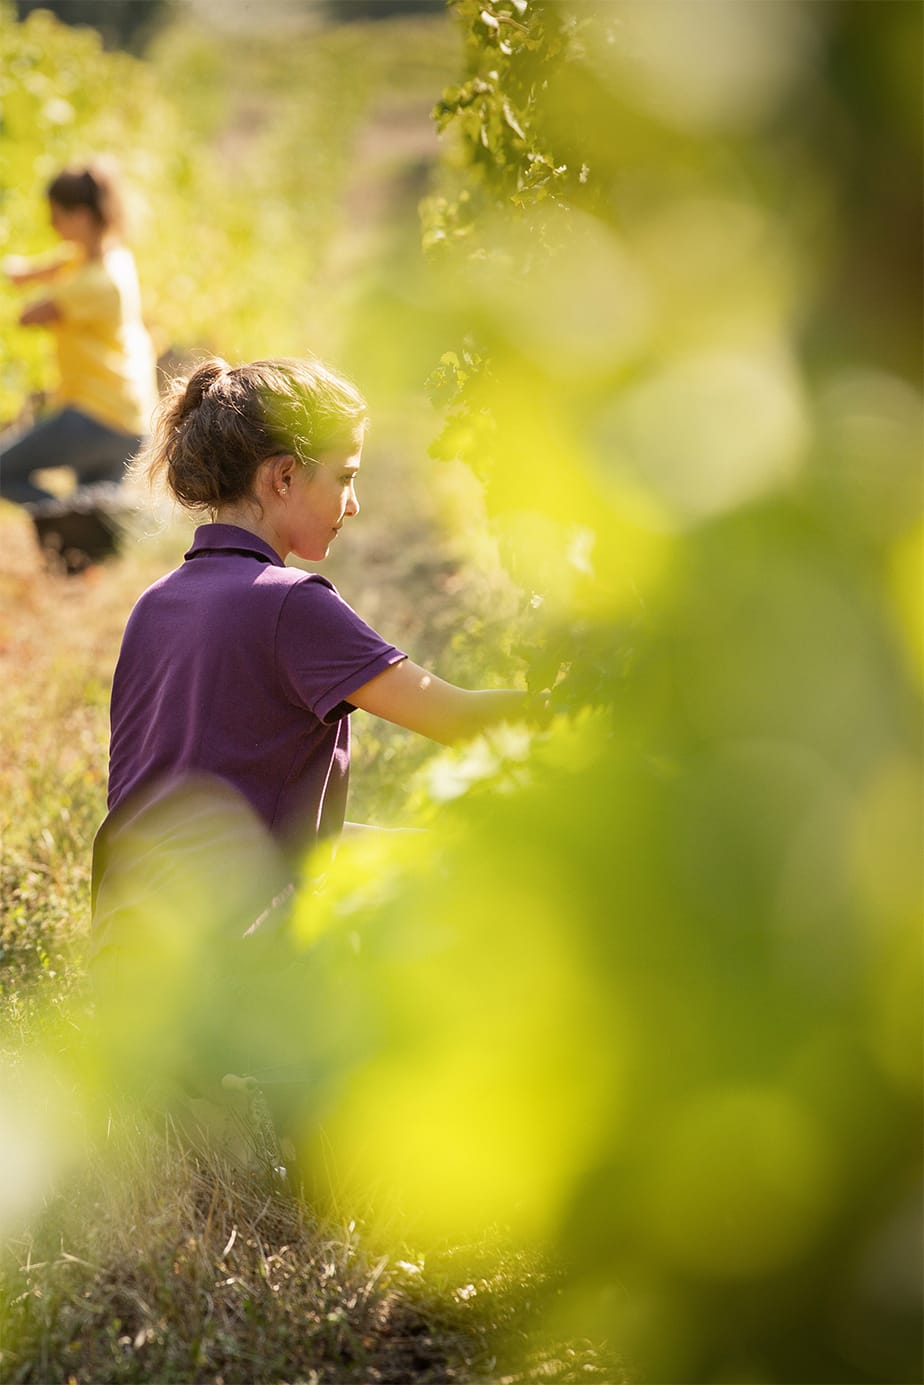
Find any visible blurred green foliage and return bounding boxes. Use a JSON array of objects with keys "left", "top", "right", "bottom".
[
  {"left": 1, "top": 2, "right": 921, "bottom": 1382},
  {"left": 289, "top": 3, "right": 923, "bottom": 1380}
]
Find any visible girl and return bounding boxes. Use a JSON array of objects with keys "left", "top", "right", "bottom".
[
  {"left": 91, "top": 357, "right": 535, "bottom": 1027},
  {"left": 104, "top": 355, "right": 530, "bottom": 845},
  {"left": 1, "top": 159, "right": 158, "bottom": 510}
]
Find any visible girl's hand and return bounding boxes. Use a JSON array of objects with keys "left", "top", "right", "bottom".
[{"left": 3, "top": 255, "right": 32, "bottom": 286}]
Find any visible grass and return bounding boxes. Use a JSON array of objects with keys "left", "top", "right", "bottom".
[
  {"left": 0, "top": 1100, "right": 621, "bottom": 1383},
  {"left": 0, "top": 512, "right": 161, "bottom": 1004},
  {"left": 6, "top": 1128, "right": 392, "bottom": 1380},
  {"left": 1, "top": 1109, "right": 488, "bottom": 1383},
  {"left": 0, "top": 497, "right": 623, "bottom": 1384}
]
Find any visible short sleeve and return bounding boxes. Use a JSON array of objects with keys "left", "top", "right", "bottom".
[
  {"left": 51, "top": 263, "right": 119, "bottom": 324},
  {"left": 275, "top": 575, "right": 406, "bottom": 723}
]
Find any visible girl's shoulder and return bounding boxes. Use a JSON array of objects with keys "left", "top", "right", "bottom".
[{"left": 257, "top": 565, "right": 340, "bottom": 600}]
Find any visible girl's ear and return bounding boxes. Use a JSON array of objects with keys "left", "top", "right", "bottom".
[{"left": 260, "top": 454, "right": 295, "bottom": 499}]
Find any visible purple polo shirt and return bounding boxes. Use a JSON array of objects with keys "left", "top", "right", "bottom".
[{"left": 106, "top": 524, "right": 406, "bottom": 848}]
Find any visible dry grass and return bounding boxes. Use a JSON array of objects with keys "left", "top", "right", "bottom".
[
  {"left": 0, "top": 509, "right": 177, "bottom": 1003},
  {"left": 0, "top": 1097, "right": 622, "bottom": 1384},
  {"left": 0, "top": 511, "right": 191, "bottom": 1004},
  {"left": 0, "top": 1106, "right": 478, "bottom": 1383}
]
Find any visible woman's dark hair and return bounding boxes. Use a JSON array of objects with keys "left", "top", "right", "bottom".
[
  {"left": 137, "top": 357, "right": 368, "bottom": 514},
  {"left": 46, "top": 159, "right": 123, "bottom": 234}
]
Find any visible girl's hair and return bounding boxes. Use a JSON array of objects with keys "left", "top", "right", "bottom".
[
  {"left": 47, "top": 158, "right": 124, "bottom": 234},
  {"left": 139, "top": 357, "right": 368, "bottom": 513}
]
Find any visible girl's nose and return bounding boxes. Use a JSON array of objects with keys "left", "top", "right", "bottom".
[{"left": 346, "top": 486, "right": 360, "bottom": 517}]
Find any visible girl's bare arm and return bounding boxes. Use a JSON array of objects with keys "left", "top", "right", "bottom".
[
  {"left": 3, "top": 255, "right": 67, "bottom": 288},
  {"left": 348, "top": 659, "right": 529, "bottom": 746}
]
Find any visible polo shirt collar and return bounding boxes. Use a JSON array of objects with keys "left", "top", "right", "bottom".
[{"left": 185, "top": 524, "right": 285, "bottom": 567}]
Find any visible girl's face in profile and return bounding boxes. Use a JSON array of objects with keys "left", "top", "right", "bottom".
[
  {"left": 49, "top": 200, "right": 94, "bottom": 244},
  {"left": 283, "top": 428, "right": 364, "bottom": 563}
]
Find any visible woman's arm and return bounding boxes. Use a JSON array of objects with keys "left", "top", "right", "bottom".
[
  {"left": 3, "top": 255, "right": 68, "bottom": 288},
  {"left": 18, "top": 298, "right": 61, "bottom": 327},
  {"left": 347, "top": 659, "right": 530, "bottom": 746}
]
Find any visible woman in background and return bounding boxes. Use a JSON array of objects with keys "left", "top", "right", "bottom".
[{"left": 1, "top": 158, "right": 158, "bottom": 511}]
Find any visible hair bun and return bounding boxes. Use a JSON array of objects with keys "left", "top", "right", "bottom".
[{"left": 179, "top": 359, "right": 231, "bottom": 419}]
